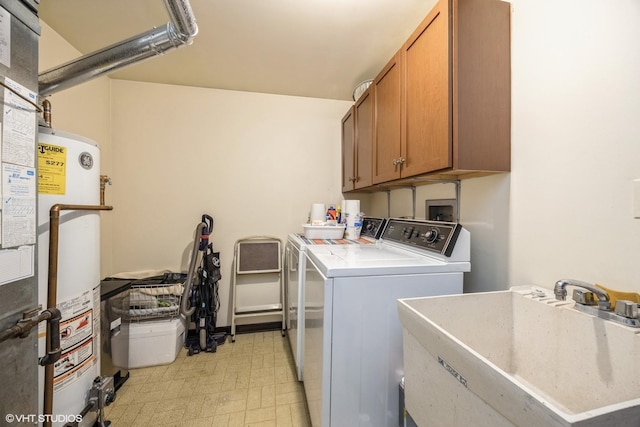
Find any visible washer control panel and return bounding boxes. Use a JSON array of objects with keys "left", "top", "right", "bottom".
[
  {"left": 360, "top": 217, "right": 388, "bottom": 239},
  {"left": 381, "top": 219, "right": 462, "bottom": 256}
]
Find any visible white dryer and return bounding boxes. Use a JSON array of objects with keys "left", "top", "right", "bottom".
[
  {"left": 284, "top": 217, "right": 387, "bottom": 381},
  {"left": 301, "top": 218, "right": 470, "bottom": 427}
]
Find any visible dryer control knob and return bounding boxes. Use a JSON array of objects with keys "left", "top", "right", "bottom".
[{"left": 424, "top": 228, "right": 439, "bottom": 243}]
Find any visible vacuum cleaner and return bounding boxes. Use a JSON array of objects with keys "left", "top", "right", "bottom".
[{"left": 180, "top": 214, "right": 226, "bottom": 354}]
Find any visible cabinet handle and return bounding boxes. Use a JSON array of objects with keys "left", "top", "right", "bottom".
[{"left": 393, "top": 157, "right": 405, "bottom": 171}]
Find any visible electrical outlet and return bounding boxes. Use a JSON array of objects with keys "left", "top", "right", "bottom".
[{"left": 634, "top": 179, "right": 640, "bottom": 219}]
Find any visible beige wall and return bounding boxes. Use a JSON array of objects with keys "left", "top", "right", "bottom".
[
  {"left": 39, "top": 22, "right": 351, "bottom": 327},
  {"left": 507, "top": 0, "right": 640, "bottom": 291},
  {"left": 110, "top": 80, "right": 351, "bottom": 325}
]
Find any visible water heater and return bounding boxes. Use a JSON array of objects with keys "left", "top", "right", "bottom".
[{"left": 37, "top": 127, "right": 101, "bottom": 426}]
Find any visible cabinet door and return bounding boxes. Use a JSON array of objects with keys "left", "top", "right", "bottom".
[
  {"left": 401, "top": 0, "right": 451, "bottom": 177},
  {"left": 354, "top": 87, "right": 373, "bottom": 189},
  {"left": 372, "top": 51, "right": 402, "bottom": 184},
  {"left": 341, "top": 106, "right": 355, "bottom": 192}
]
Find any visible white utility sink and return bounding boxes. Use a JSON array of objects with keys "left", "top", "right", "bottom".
[{"left": 397, "top": 286, "right": 640, "bottom": 427}]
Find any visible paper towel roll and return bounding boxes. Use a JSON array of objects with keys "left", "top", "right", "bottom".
[
  {"left": 310, "top": 203, "right": 326, "bottom": 224},
  {"left": 343, "top": 200, "right": 360, "bottom": 226},
  {"left": 344, "top": 199, "right": 362, "bottom": 239}
]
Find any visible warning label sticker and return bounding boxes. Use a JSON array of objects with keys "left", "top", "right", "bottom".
[
  {"left": 59, "top": 310, "right": 93, "bottom": 351},
  {"left": 53, "top": 339, "right": 94, "bottom": 387},
  {"left": 49, "top": 290, "right": 97, "bottom": 392},
  {"left": 37, "top": 142, "right": 66, "bottom": 195}
]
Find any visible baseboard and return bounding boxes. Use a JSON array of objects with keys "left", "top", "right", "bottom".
[{"left": 214, "top": 321, "right": 285, "bottom": 336}]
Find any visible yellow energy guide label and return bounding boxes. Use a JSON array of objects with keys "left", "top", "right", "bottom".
[{"left": 37, "top": 142, "right": 66, "bottom": 195}]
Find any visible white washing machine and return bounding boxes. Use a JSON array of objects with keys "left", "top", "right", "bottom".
[
  {"left": 285, "top": 217, "right": 387, "bottom": 381},
  {"left": 301, "top": 218, "right": 470, "bottom": 427}
]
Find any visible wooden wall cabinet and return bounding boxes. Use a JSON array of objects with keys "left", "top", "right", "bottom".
[
  {"left": 372, "top": 0, "right": 511, "bottom": 186},
  {"left": 342, "top": 87, "right": 373, "bottom": 192},
  {"left": 341, "top": 106, "right": 355, "bottom": 192},
  {"left": 372, "top": 51, "right": 402, "bottom": 184}
]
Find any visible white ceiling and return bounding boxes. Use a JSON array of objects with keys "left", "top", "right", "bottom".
[{"left": 38, "top": 0, "right": 437, "bottom": 101}]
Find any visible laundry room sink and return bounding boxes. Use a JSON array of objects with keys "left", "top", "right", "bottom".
[{"left": 397, "top": 286, "right": 640, "bottom": 427}]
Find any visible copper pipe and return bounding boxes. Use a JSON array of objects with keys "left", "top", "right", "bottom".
[
  {"left": 42, "top": 99, "right": 52, "bottom": 128},
  {"left": 44, "top": 203, "right": 113, "bottom": 427},
  {"left": 100, "top": 175, "right": 112, "bottom": 206},
  {"left": 0, "top": 309, "right": 53, "bottom": 344}
]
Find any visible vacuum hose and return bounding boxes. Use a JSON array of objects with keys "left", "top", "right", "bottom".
[{"left": 180, "top": 221, "right": 207, "bottom": 317}]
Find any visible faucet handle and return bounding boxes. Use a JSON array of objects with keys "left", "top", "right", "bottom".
[
  {"left": 573, "top": 289, "right": 597, "bottom": 306},
  {"left": 572, "top": 289, "right": 610, "bottom": 310},
  {"left": 615, "top": 300, "right": 639, "bottom": 319}
]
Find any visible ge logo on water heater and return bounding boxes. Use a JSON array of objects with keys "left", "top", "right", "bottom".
[{"left": 78, "top": 152, "right": 93, "bottom": 170}]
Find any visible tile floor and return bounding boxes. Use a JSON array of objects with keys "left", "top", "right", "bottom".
[{"left": 104, "top": 331, "right": 311, "bottom": 426}]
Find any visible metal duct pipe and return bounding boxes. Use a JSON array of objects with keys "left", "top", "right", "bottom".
[
  {"left": 38, "top": 0, "right": 198, "bottom": 97},
  {"left": 162, "top": 0, "right": 198, "bottom": 41}
]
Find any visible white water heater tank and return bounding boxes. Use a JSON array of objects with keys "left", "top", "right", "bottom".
[{"left": 37, "top": 127, "right": 102, "bottom": 426}]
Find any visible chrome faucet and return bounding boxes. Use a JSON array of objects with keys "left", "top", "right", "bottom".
[
  {"left": 554, "top": 279, "right": 640, "bottom": 327},
  {"left": 554, "top": 279, "right": 611, "bottom": 310}
]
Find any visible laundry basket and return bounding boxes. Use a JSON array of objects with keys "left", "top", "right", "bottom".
[
  {"left": 110, "top": 282, "right": 183, "bottom": 322},
  {"left": 109, "top": 275, "right": 186, "bottom": 368}
]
